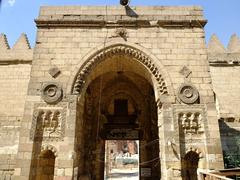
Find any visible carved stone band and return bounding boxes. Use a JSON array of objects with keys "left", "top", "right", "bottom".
[
  {"left": 178, "top": 83, "right": 199, "bottom": 104},
  {"left": 41, "top": 83, "right": 63, "bottom": 104}
]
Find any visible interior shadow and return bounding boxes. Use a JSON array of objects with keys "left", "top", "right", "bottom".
[{"left": 183, "top": 151, "right": 199, "bottom": 180}]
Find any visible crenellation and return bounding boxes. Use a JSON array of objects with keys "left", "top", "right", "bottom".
[
  {"left": 208, "top": 34, "right": 226, "bottom": 54},
  {"left": 227, "top": 34, "right": 240, "bottom": 53},
  {"left": 13, "top": 33, "right": 31, "bottom": 50},
  {"left": 0, "top": 33, "right": 33, "bottom": 63},
  {"left": 0, "top": 33, "right": 10, "bottom": 50}
]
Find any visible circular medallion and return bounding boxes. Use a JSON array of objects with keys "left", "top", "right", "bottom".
[
  {"left": 41, "top": 83, "right": 63, "bottom": 104},
  {"left": 178, "top": 83, "right": 199, "bottom": 104}
]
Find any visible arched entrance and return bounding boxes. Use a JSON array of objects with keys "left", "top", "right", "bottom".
[
  {"left": 183, "top": 151, "right": 200, "bottom": 180},
  {"left": 35, "top": 150, "right": 56, "bottom": 180},
  {"left": 71, "top": 44, "right": 173, "bottom": 179}
]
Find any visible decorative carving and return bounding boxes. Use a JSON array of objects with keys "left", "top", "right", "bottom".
[
  {"left": 173, "top": 105, "right": 209, "bottom": 137},
  {"left": 73, "top": 45, "right": 168, "bottom": 95},
  {"left": 30, "top": 103, "right": 67, "bottom": 141},
  {"left": 41, "top": 83, "right": 63, "bottom": 104},
  {"left": 178, "top": 112, "right": 204, "bottom": 134},
  {"left": 178, "top": 83, "right": 199, "bottom": 104},
  {"left": 179, "top": 66, "right": 192, "bottom": 78},
  {"left": 115, "top": 28, "right": 128, "bottom": 40},
  {"left": 48, "top": 66, "right": 61, "bottom": 78}
]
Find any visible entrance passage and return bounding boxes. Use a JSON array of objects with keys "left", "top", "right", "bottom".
[
  {"left": 35, "top": 150, "right": 55, "bottom": 180},
  {"left": 104, "top": 140, "right": 139, "bottom": 180},
  {"left": 75, "top": 54, "right": 161, "bottom": 179}
]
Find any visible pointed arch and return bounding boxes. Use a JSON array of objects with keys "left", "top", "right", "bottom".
[
  {"left": 185, "top": 147, "right": 203, "bottom": 158},
  {"left": 67, "top": 41, "right": 175, "bottom": 100},
  {"left": 41, "top": 144, "right": 58, "bottom": 157}
]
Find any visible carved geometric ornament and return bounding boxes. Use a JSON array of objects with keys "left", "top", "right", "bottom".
[
  {"left": 178, "top": 83, "right": 199, "bottom": 104},
  {"left": 30, "top": 103, "right": 66, "bottom": 141},
  {"left": 48, "top": 66, "right": 61, "bottom": 78},
  {"left": 115, "top": 28, "right": 128, "bottom": 40},
  {"left": 72, "top": 45, "right": 168, "bottom": 95},
  {"left": 41, "top": 82, "right": 63, "bottom": 104},
  {"left": 179, "top": 66, "right": 192, "bottom": 78},
  {"left": 178, "top": 112, "right": 204, "bottom": 134},
  {"left": 173, "top": 105, "right": 207, "bottom": 137}
]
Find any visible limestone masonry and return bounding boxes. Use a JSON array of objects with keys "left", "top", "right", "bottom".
[{"left": 0, "top": 5, "right": 239, "bottom": 180}]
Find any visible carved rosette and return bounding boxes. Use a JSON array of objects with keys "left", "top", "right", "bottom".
[
  {"left": 41, "top": 83, "right": 63, "bottom": 104},
  {"left": 178, "top": 83, "right": 199, "bottom": 104},
  {"left": 72, "top": 45, "right": 168, "bottom": 95},
  {"left": 30, "top": 103, "right": 67, "bottom": 141}
]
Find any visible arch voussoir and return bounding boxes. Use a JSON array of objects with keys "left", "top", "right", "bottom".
[{"left": 72, "top": 44, "right": 171, "bottom": 97}]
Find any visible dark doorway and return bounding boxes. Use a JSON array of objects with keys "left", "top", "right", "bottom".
[
  {"left": 36, "top": 150, "right": 56, "bottom": 180},
  {"left": 183, "top": 151, "right": 199, "bottom": 180}
]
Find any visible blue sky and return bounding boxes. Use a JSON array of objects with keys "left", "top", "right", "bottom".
[{"left": 0, "top": 0, "right": 239, "bottom": 47}]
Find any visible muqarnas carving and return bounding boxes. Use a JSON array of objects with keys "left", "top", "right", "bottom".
[
  {"left": 178, "top": 112, "right": 204, "bottom": 134},
  {"left": 30, "top": 108, "right": 66, "bottom": 141},
  {"left": 41, "top": 83, "right": 63, "bottom": 104},
  {"left": 178, "top": 83, "right": 199, "bottom": 104}
]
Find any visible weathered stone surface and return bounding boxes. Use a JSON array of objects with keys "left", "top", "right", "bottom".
[{"left": 0, "top": 5, "right": 238, "bottom": 180}]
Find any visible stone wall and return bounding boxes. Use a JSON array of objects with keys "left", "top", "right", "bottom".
[
  {"left": 0, "top": 34, "right": 32, "bottom": 172},
  {"left": 209, "top": 34, "right": 240, "bottom": 118},
  {"left": 208, "top": 34, "right": 240, "bottom": 168},
  {"left": 13, "top": 6, "right": 224, "bottom": 180},
  {"left": 32, "top": 6, "right": 210, "bottom": 101}
]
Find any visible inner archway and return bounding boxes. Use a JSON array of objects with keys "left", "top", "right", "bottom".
[
  {"left": 35, "top": 150, "right": 56, "bottom": 180},
  {"left": 183, "top": 151, "right": 200, "bottom": 180},
  {"left": 74, "top": 52, "right": 163, "bottom": 179}
]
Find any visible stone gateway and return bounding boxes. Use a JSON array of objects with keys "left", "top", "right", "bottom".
[{"left": 0, "top": 5, "right": 240, "bottom": 180}]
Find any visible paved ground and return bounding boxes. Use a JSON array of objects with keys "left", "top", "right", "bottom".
[{"left": 105, "top": 168, "right": 139, "bottom": 180}]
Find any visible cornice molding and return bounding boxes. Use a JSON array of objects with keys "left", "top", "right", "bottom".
[{"left": 35, "top": 19, "right": 207, "bottom": 28}]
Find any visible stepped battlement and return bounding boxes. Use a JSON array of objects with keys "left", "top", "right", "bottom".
[
  {"left": 0, "top": 33, "right": 33, "bottom": 64},
  {"left": 1, "top": 30, "right": 239, "bottom": 65},
  {"left": 208, "top": 34, "right": 240, "bottom": 64}
]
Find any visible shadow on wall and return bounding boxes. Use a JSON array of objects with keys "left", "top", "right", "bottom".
[{"left": 219, "top": 119, "right": 240, "bottom": 168}]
